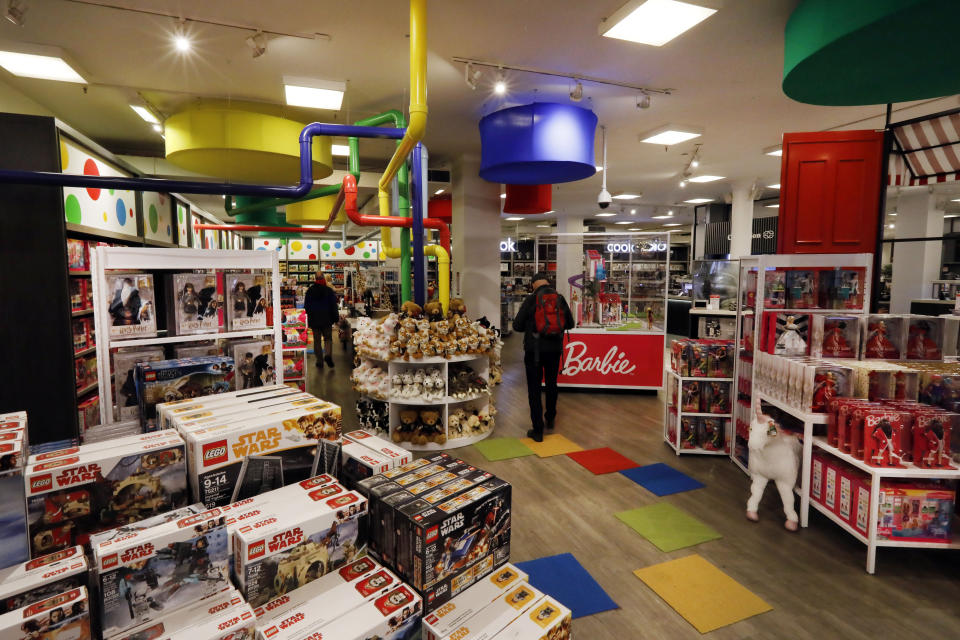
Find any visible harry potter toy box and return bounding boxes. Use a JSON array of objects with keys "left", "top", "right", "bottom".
[
  {"left": 92, "top": 508, "right": 231, "bottom": 638},
  {"left": 226, "top": 273, "right": 268, "bottom": 331},
  {"left": 113, "top": 348, "right": 166, "bottom": 422},
  {"left": 24, "top": 432, "right": 188, "bottom": 557},
  {"left": 167, "top": 272, "right": 224, "bottom": 336},
  {"left": 0, "top": 586, "right": 90, "bottom": 640},
  {"left": 0, "top": 547, "right": 87, "bottom": 615},
  {"left": 231, "top": 339, "right": 275, "bottom": 391},
  {"left": 136, "top": 356, "right": 235, "bottom": 431},
  {"left": 422, "top": 563, "right": 528, "bottom": 640},
  {"left": 106, "top": 273, "right": 157, "bottom": 340},
  {"left": 254, "top": 566, "right": 402, "bottom": 640}
]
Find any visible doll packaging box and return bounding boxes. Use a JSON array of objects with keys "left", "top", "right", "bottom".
[
  {"left": 136, "top": 356, "right": 235, "bottom": 431},
  {"left": 430, "top": 581, "right": 545, "bottom": 640},
  {"left": 0, "top": 586, "right": 91, "bottom": 640},
  {"left": 91, "top": 508, "right": 231, "bottom": 638},
  {"left": 763, "top": 270, "right": 786, "bottom": 309},
  {"left": 113, "top": 348, "right": 165, "bottom": 422},
  {"left": 785, "top": 270, "right": 818, "bottom": 308},
  {"left": 168, "top": 272, "right": 224, "bottom": 335},
  {"left": 226, "top": 273, "right": 268, "bottom": 331},
  {"left": 106, "top": 274, "right": 157, "bottom": 339},
  {"left": 0, "top": 547, "right": 87, "bottom": 615},
  {"left": 801, "top": 364, "right": 853, "bottom": 413},
  {"left": 771, "top": 313, "right": 809, "bottom": 357},
  {"left": 863, "top": 315, "right": 905, "bottom": 359},
  {"left": 860, "top": 409, "right": 907, "bottom": 466},
  {"left": 231, "top": 339, "right": 275, "bottom": 390},
  {"left": 876, "top": 482, "right": 955, "bottom": 543},
  {"left": 422, "top": 563, "right": 528, "bottom": 640},
  {"left": 24, "top": 432, "right": 188, "bottom": 557},
  {"left": 494, "top": 596, "right": 572, "bottom": 640},
  {"left": 905, "top": 316, "right": 958, "bottom": 360},
  {"left": 811, "top": 315, "right": 860, "bottom": 359},
  {"left": 272, "top": 584, "right": 422, "bottom": 640}
]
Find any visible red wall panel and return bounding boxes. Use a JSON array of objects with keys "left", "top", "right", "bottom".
[{"left": 777, "top": 130, "right": 884, "bottom": 254}]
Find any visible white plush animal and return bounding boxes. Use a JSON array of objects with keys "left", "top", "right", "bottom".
[{"left": 746, "top": 404, "right": 802, "bottom": 531}]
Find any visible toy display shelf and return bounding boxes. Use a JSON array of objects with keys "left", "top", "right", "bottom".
[
  {"left": 358, "top": 352, "right": 494, "bottom": 451},
  {"left": 810, "top": 435, "right": 960, "bottom": 573},
  {"left": 663, "top": 368, "right": 732, "bottom": 456},
  {"left": 90, "top": 246, "right": 283, "bottom": 426}
]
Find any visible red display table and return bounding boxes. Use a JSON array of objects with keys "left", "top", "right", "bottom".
[{"left": 557, "top": 328, "right": 665, "bottom": 390}]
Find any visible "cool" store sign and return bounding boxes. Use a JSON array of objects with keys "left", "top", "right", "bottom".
[{"left": 606, "top": 240, "right": 667, "bottom": 254}]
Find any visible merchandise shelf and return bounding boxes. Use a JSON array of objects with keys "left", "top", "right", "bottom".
[
  {"left": 109, "top": 328, "right": 276, "bottom": 349},
  {"left": 76, "top": 381, "right": 98, "bottom": 396},
  {"left": 812, "top": 436, "right": 960, "bottom": 480},
  {"left": 664, "top": 365, "right": 733, "bottom": 456},
  {"left": 731, "top": 456, "right": 749, "bottom": 475},
  {"left": 74, "top": 346, "right": 96, "bottom": 358},
  {"left": 72, "top": 309, "right": 94, "bottom": 318},
  {"left": 688, "top": 308, "right": 737, "bottom": 316},
  {"left": 808, "top": 499, "right": 868, "bottom": 545},
  {"left": 754, "top": 391, "right": 830, "bottom": 425},
  {"left": 403, "top": 430, "right": 493, "bottom": 451},
  {"left": 667, "top": 370, "right": 734, "bottom": 383},
  {"left": 69, "top": 270, "right": 91, "bottom": 276},
  {"left": 663, "top": 437, "right": 728, "bottom": 456}
]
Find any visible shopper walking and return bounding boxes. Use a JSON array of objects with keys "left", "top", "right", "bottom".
[
  {"left": 512, "top": 272, "right": 574, "bottom": 442},
  {"left": 304, "top": 273, "right": 339, "bottom": 369}
]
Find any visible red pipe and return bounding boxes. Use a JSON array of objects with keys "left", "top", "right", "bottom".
[{"left": 194, "top": 224, "right": 332, "bottom": 233}]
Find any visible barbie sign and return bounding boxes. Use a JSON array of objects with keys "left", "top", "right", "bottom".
[{"left": 557, "top": 331, "right": 664, "bottom": 388}]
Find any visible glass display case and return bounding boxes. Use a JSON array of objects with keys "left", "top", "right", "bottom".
[{"left": 691, "top": 259, "right": 739, "bottom": 309}]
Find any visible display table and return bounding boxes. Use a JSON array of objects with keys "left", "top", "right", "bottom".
[{"left": 557, "top": 328, "right": 664, "bottom": 390}]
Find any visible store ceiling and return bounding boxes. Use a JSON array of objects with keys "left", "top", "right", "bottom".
[{"left": 1, "top": 0, "right": 958, "bottom": 231}]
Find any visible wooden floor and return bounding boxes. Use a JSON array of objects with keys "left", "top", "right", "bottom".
[{"left": 308, "top": 333, "right": 960, "bottom": 639}]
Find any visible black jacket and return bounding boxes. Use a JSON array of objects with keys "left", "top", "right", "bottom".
[
  {"left": 304, "top": 283, "right": 339, "bottom": 328},
  {"left": 512, "top": 285, "right": 574, "bottom": 353}
]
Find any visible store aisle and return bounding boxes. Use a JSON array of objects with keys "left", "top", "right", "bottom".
[{"left": 310, "top": 333, "right": 960, "bottom": 639}]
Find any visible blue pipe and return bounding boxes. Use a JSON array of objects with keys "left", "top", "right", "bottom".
[
  {"left": 0, "top": 123, "right": 405, "bottom": 198},
  {"left": 411, "top": 143, "right": 426, "bottom": 306}
]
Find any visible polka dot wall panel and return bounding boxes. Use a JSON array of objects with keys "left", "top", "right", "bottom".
[{"left": 60, "top": 137, "right": 138, "bottom": 237}]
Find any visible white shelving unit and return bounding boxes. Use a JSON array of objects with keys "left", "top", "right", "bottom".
[
  {"left": 90, "top": 246, "right": 283, "bottom": 426},
  {"left": 357, "top": 353, "right": 495, "bottom": 450},
  {"left": 663, "top": 369, "right": 732, "bottom": 456}
]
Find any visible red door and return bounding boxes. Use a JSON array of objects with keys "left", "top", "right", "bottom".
[{"left": 777, "top": 130, "right": 884, "bottom": 254}]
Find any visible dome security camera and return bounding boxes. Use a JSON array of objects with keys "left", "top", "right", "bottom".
[{"left": 598, "top": 188, "right": 612, "bottom": 209}]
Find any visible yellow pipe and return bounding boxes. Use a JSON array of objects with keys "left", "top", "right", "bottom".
[{"left": 425, "top": 244, "right": 450, "bottom": 316}]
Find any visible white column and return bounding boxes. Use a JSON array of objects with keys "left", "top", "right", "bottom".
[
  {"left": 452, "top": 155, "right": 502, "bottom": 325},
  {"left": 730, "top": 180, "right": 754, "bottom": 258},
  {"left": 890, "top": 188, "right": 943, "bottom": 313},
  {"left": 555, "top": 216, "right": 584, "bottom": 298}
]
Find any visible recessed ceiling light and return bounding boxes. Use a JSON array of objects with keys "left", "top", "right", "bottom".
[
  {"left": 888, "top": 224, "right": 895, "bottom": 229},
  {"left": 500, "top": 193, "right": 506, "bottom": 199},
  {"left": 0, "top": 50, "right": 85, "bottom": 83},
  {"left": 151, "top": 123, "right": 162, "bottom": 133},
  {"left": 600, "top": 0, "right": 717, "bottom": 47},
  {"left": 434, "top": 189, "right": 445, "bottom": 195},
  {"left": 888, "top": 212, "right": 897, "bottom": 216},
  {"left": 765, "top": 204, "right": 780, "bottom": 208},
  {"left": 630, "top": 209, "right": 637, "bottom": 214},
  {"left": 505, "top": 216, "right": 524, "bottom": 221},
  {"left": 628, "top": 227, "right": 642, "bottom": 231},
  {"left": 683, "top": 198, "right": 712, "bottom": 204},
  {"left": 595, "top": 212, "right": 617, "bottom": 217},
  {"left": 946, "top": 214, "right": 959, "bottom": 218},
  {"left": 595, "top": 165, "right": 603, "bottom": 171},
  {"left": 764, "top": 145, "right": 782, "bottom": 157},
  {"left": 767, "top": 183, "right": 780, "bottom": 189},
  {"left": 331, "top": 144, "right": 350, "bottom": 156},
  {"left": 612, "top": 193, "right": 641, "bottom": 200},
  {"left": 536, "top": 224, "right": 550, "bottom": 228},
  {"left": 130, "top": 105, "right": 159, "bottom": 124},
  {"left": 174, "top": 35, "right": 192, "bottom": 53},
  {"left": 639, "top": 125, "right": 702, "bottom": 145},
  {"left": 283, "top": 76, "right": 345, "bottom": 110},
  {"left": 951, "top": 198, "right": 960, "bottom": 202},
  {"left": 652, "top": 215, "right": 672, "bottom": 219},
  {"left": 664, "top": 223, "right": 682, "bottom": 227},
  {"left": 687, "top": 175, "right": 723, "bottom": 183},
  {"left": 614, "top": 221, "right": 633, "bottom": 225}
]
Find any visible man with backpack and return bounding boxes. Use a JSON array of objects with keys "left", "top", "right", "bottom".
[
  {"left": 304, "top": 273, "right": 339, "bottom": 369},
  {"left": 512, "top": 272, "right": 574, "bottom": 442}
]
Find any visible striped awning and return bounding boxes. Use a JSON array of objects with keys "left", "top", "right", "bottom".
[{"left": 892, "top": 111, "right": 960, "bottom": 183}]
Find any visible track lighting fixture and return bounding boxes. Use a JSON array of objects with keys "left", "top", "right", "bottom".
[
  {"left": 637, "top": 91, "right": 651, "bottom": 109},
  {"left": 570, "top": 81, "right": 583, "bottom": 102},
  {"left": 493, "top": 68, "right": 506, "bottom": 95},
  {"left": 4, "top": 0, "right": 26, "bottom": 25},
  {"left": 464, "top": 62, "right": 481, "bottom": 90},
  {"left": 246, "top": 31, "right": 266, "bottom": 58}
]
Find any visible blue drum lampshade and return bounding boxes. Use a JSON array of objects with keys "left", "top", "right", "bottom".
[{"left": 479, "top": 102, "right": 598, "bottom": 184}]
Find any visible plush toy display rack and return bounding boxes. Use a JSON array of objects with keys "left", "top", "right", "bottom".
[
  {"left": 358, "top": 352, "right": 495, "bottom": 450},
  {"left": 663, "top": 369, "right": 733, "bottom": 456},
  {"left": 89, "top": 245, "right": 284, "bottom": 427}
]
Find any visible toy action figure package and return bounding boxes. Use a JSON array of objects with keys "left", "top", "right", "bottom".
[
  {"left": 168, "top": 272, "right": 224, "bottom": 336},
  {"left": 861, "top": 410, "right": 906, "bottom": 467},
  {"left": 913, "top": 413, "right": 956, "bottom": 468},
  {"left": 113, "top": 348, "right": 165, "bottom": 422},
  {"left": 185, "top": 401, "right": 342, "bottom": 507},
  {"left": 157, "top": 384, "right": 291, "bottom": 430},
  {"left": 282, "top": 350, "right": 304, "bottom": 380},
  {"left": 763, "top": 270, "right": 786, "bottom": 309},
  {"left": 801, "top": 364, "right": 853, "bottom": 414},
  {"left": 232, "top": 340, "right": 275, "bottom": 390},
  {"left": 137, "top": 356, "right": 235, "bottom": 431},
  {"left": 863, "top": 315, "right": 905, "bottom": 359},
  {"left": 699, "top": 418, "right": 725, "bottom": 451},
  {"left": 25, "top": 432, "right": 188, "bottom": 557},
  {"left": 877, "top": 481, "right": 956, "bottom": 543},
  {"left": 703, "top": 381, "right": 731, "bottom": 414},
  {"left": 93, "top": 508, "right": 231, "bottom": 638},
  {"left": 108, "top": 587, "right": 244, "bottom": 640},
  {"left": 66, "top": 238, "right": 88, "bottom": 272},
  {"left": 906, "top": 317, "right": 944, "bottom": 360},
  {"left": 226, "top": 273, "right": 268, "bottom": 331},
  {"left": 0, "top": 586, "right": 91, "bottom": 640},
  {"left": 785, "top": 270, "right": 817, "bottom": 308},
  {"left": 670, "top": 340, "right": 689, "bottom": 376},
  {"left": 679, "top": 417, "right": 698, "bottom": 450},
  {"left": 432, "top": 581, "right": 545, "bottom": 640},
  {"left": 422, "top": 563, "right": 527, "bottom": 640},
  {"left": 106, "top": 274, "right": 157, "bottom": 340},
  {"left": 680, "top": 382, "right": 700, "bottom": 413},
  {"left": 494, "top": 596, "right": 572, "bottom": 640},
  {"left": 811, "top": 315, "right": 859, "bottom": 359},
  {"left": 687, "top": 343, "right": 709, "bottom": 377},
  {"left": 341, "top": 442, "right": 392, "bottom": 490},
  {"left": 344, "top": 430, "right": 412, "bottom": 469},
  {"left": 281, "top": 584, "right": 422, "bottom": 640},
  {"left": 0, "top": 547, "right": 87, "bottom": 615},
  {"left": 706, "top": 341, "right": 733, "bottom": 378},
  {"left": 233, "top": 491, "right": 368, "bottom": 606}
]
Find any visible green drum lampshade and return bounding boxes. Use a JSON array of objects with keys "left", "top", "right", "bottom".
[{"left": 784, "top": 0, "right": 960, "bottom": 105}]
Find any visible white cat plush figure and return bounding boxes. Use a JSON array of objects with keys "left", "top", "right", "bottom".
[{"left": 746, "top": 403, "right": 802, "bottom": 531}]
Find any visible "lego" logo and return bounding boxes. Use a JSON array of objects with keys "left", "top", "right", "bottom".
[
  {"left": 425, "top": 525, "right": 439, "bottom": 544},
  {"left": 101, "top": 554, "right": 118, "bottom": 570},
  {"left": 202, "top": 440, "right": 229, "bottom": 467},
  {"left": 248, "top": 542, "right": 266, "bottom": 560},
  {"left": 29, "top": 474, "right": 52, "bottom": 493}
]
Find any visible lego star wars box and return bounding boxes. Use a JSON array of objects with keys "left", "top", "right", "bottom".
[
  {"left": 432, "top": 581, "right": 544, "bottom": 640},
  {"left": 272, "top": 584, "right": 422, "bottom": 640},
  {"left": 344, "top": 430, "right": 411, "bottom": 468},
  {"left": 0, "top": 547, "right": 87, "bottom": 615},
  {"left": 422, "top": 563, "right": 528, "bottom": 640},
  {"left": 232, "top": 339, "right": 275, "bottom": 390},
  {"left": 227, "top": 273, "right": 268, "bottom": 331},
  {"left": 137, "top": 356, "right": 235, "bottom": 431},
  {"left": 172, "top": 393, "right": 320, "bottom": 435},
  {"left": 494, "top": 596, "right": 572, "bottom": 640},
  {"left": 157, "top": 384, "right": 291, "bottom": 430},
  {"left": 252, "top": 556, "right": 380, "bottom": 622},
  {"left": 106, "top": 274, "right": 157, "bottom": 340},
  {"left": 233, "top": 490, "right": 367, "bottom": 606},
  {"left": 341, "top": 442, "right": 392, "bottom": 490},
  {"left": 113, "top": 348, "right": 166, "bottom": 422},
  {"left": 88, "top": 504, "right": 206, "bottom": 549},
  {"left": 168, "top": 272, "right": 224, "bottom": 336},
  {"left": 108, "top": 587, "right": 244, "bottom": 640},
  {"left": 93, "top": 508, "right": 231, "bottom": 638},
  {"left": 25, "top": 433, "right": 188, "bottom": 557},
  {"left": 166, "top": 600, "right": 256, "bottom": 640},
  {"left": 0, "top": 587, "right": 91, "bottom": 640},
  {"left": 27, "top": 430, "right": 178, "bottom": 466},
  {"left": 255, "top": 567, "right": 402, "bottom": 640},
  {"left": 185, "top": 401, "right": 342, "bottom": 507}
]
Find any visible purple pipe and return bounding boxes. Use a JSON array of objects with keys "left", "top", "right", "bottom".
[
  {"left": 411, "top": 143, "right": 426, "bottom": 306},
  {"left": 0, "top": 123, "right": 405, "bottom": 198}
]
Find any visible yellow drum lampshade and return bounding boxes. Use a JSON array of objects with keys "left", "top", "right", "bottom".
[
  {"left": 164, "top": 101, "right": 333, "bottom": 183},
  {"left": 285, "top": 194, "right": 348, "bottom": 225}
]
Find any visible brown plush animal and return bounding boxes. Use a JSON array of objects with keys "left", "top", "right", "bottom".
[
  {"left": 423, "top": 300, "right": 444, "bottom": 322},
  {"left": 400, "top": 301, "right": 423, "bottom": 318},
  {"left": 448, "top": 298, "right": 466, "bottom": 318},
  {"left": 393, "top": 409, "right": 419, "bottom": 443},
  {"left": 419, "top": 409, "right": 446, "bottom": 445}
]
